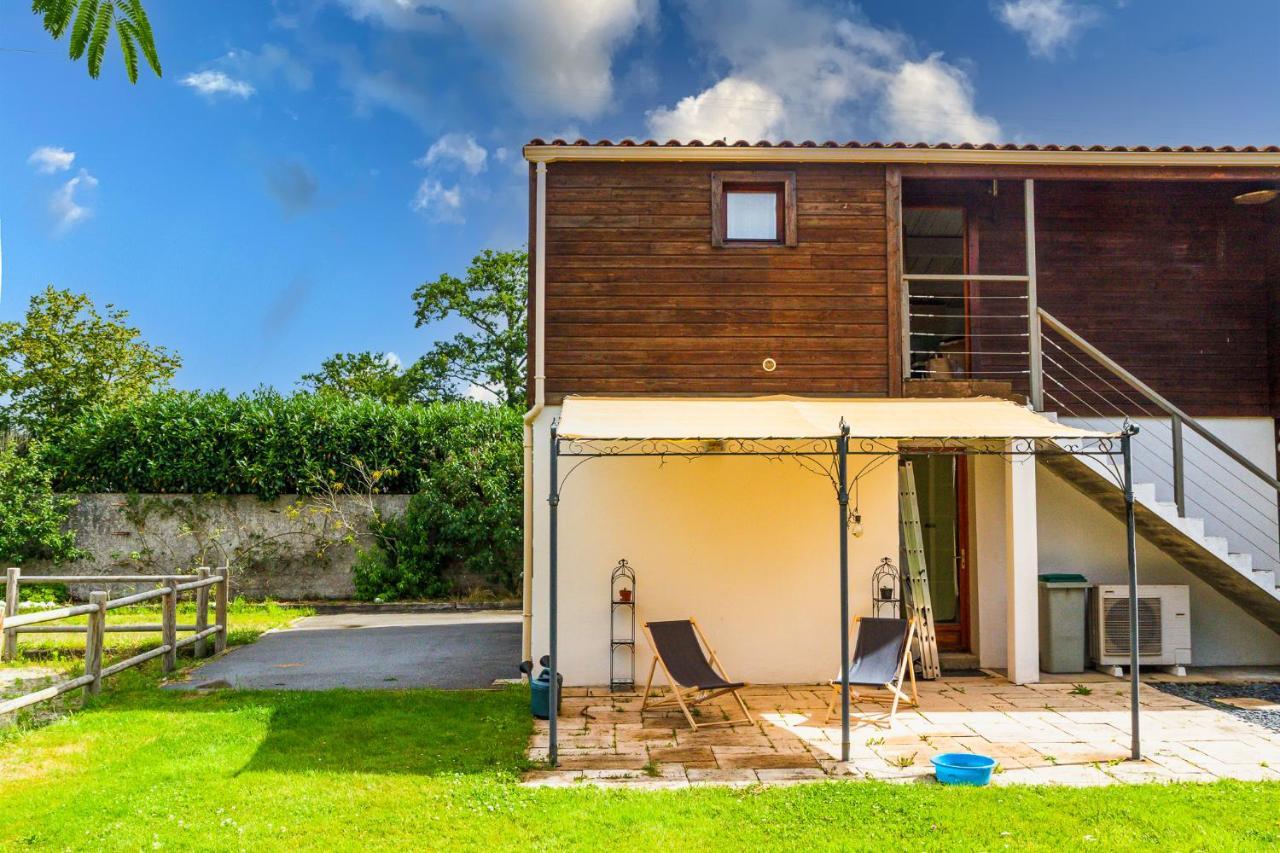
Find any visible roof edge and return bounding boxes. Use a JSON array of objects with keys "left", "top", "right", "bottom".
[{"left": 524, "top": 141, "right": 1280, "bottom": 168}]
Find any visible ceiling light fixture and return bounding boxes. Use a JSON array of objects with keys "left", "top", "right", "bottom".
[{"left": 1233, "top": 189, "right": 1278, "bottom": 205}]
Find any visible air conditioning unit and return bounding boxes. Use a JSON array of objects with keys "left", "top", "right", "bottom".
[{"left": 1089, "top": 585, "right": 1191, "bottom": 676}]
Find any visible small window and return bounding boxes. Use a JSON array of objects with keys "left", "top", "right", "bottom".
[{"left": 711, "top": 171, "right": 797, "bottom": 247}]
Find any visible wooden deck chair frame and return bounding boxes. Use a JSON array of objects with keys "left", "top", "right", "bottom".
[
  {"left": 824, "top": 616, "right": 919, "bottom": 727},
  {"left": 640, "top": 617, "right": 755, "bottom": 731}
]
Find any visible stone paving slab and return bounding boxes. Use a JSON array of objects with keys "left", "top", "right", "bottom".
[{"left": 524, "top": 674, "right": 1280, "bottom": 789}]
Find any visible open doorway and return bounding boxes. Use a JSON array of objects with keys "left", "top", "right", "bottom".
[
  {"left": 903, "top": 453, "right": 971, "bottom": 652},
  {"left": 904, "top": 208, "right": 967, "bottom": 379}
]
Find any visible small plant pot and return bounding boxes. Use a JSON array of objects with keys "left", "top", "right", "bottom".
[
  {"left": 617, "top": 589, "right": 632, "bottom": 603},
  {"left": 879, "top": 586, "right": 895, "bottom": 601}
]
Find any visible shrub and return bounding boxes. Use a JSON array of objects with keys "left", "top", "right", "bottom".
[
  {"left": 352, "top": 428, "right": 523, "bottom": 600},
  {"left": 44, "top": 389, "right": 518, "bottom": 500},
  {"left": 0, "top": 441, "right": 84, "bottom": 566}
]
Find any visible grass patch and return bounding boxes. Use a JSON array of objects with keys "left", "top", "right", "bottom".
[{"left": 1, "top": 681, "right": 1279, "bottom": 851}]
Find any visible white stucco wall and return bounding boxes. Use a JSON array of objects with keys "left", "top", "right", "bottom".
[
  {"left": 530, "top": 407, "right": 901, "bottom": 686},
  {"left": 531, "top": 407, "right": 1280, "bottom": 685},
  {"left": 1036, "top": 465, "right": 1280, "bottom": 666}
]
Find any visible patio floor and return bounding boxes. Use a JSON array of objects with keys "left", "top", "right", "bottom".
[{"left": 524, "top": 671, "right": 1280, "bottom": 788}]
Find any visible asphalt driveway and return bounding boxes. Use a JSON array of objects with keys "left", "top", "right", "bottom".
[{"left": 168, "top": 610, "right": 522, "bottom": 691}]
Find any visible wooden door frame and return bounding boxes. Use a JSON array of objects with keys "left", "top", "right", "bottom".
[
  {"left": 901, "top": 205, "right": 971, "bottom": 378},
  {"left": 919, "top": 454, "right": 972, "bottom": 653}
]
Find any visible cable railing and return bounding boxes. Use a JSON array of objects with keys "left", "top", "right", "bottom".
[
  {"left": 1038, "top": 309, "right": 1280, "bottom": 573},
  {"left": 902, "top": 270, "right": 1280, "bottom": 576},
  {"left": 902, "top": 275, "right": 1033, "bottom": 392}
]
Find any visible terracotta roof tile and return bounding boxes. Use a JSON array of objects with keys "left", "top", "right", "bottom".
[{"left": 526, "top": 138, "right": 1280, "bottom": 153}]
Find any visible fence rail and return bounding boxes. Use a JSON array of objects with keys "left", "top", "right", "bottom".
[{"left": 0, "top": 567, "right": 229, "bottom": 717}]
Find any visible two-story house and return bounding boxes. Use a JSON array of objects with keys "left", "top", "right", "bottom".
[{"left": 519, "top": 139, "right": 1280, "bottom": 700}]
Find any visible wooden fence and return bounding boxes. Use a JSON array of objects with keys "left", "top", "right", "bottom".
[{"left": 0, "top": 567, "right": 229, "bottom": 716}]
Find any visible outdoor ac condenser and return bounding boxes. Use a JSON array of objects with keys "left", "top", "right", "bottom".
[{"left": 1089, "top": 585, "right": 1191, "bottom": 676}]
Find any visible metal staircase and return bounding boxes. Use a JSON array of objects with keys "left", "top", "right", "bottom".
[
  {"left": 904, "top": 280, "right": 1280, "bottom": 632},
  {"left": 1038, "top": 450, "right": 1280, "bottom": 633},
  {"left": 1036, "top": 309, "right": 1280, "bottom": 632}
]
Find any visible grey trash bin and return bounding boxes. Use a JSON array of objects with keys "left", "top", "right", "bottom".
[{"left": 1038, "top": 573, "right": 1090, "bottom": 673}]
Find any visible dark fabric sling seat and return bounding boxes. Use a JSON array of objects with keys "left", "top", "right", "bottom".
[
  {"left": 841, "top": 617, "right": 911, "bottom": 686},
  {"left": 647, "top": 620, "right": 744, "bottom": 690},
  {"left": 825, "top": 616, "right": 918, "bottom": 726},
  {"left": 641, "top": 617, "right": 754, "bottom": 730}
]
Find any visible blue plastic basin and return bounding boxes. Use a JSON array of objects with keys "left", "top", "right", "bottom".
[{"left": 930, "top": 752, "right": 997, "bottom": 786}]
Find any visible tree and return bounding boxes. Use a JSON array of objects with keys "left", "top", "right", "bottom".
[
  {"left": 412, "top": 248, "right": 527, "bottom": 409},
  {"left": 0, "top": 285, "right": 181, "bottom": 439},
  {"left": 300, "top": 351, "right": 422, "bottom": 405},
  {"left": 0, "top": 440, "right": 83, "bottom": 566},
  {"left": 31, "top": 0, "right": 162, "bottom": 83}
]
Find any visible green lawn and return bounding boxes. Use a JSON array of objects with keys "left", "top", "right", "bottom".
[{"left": 1, "top": 673, "right": 1278, "bottom": 852}]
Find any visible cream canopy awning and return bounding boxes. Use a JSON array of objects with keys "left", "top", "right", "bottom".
[{"left": 555, "top": 395, "right": 1112, "bottom": 441}]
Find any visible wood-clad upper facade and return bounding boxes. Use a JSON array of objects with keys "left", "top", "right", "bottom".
[
  {"left": 527, "top": 143, "right": 1280, "bottom": 417},
  {"left": 539, "top": 161, "right": 892, "bottom": 398}
]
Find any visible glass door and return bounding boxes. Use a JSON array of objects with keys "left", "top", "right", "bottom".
[{"left": 904, "top": 454, "right": 971, "bottom": 652}]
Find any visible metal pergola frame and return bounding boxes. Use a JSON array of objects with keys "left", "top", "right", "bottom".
[{"left": 544, "top": 420, "right": 1142, "bottom": 768}]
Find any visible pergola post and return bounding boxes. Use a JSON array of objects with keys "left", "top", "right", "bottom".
[
  {"left": 1122, "top": 426, "right": 1141, "bottom": 760},
  {"left": 548, "top": 422, "right": 560, "bottom": 766},
  {"left": 837, "top": 424, "right": 851, "bottom": 763}
]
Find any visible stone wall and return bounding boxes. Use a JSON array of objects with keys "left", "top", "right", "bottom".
[{"left": 21, "top": 493, "right": 411, "bottom": 600}]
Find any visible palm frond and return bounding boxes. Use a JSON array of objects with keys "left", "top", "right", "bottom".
[
  {"left": 31, "top": 0, "right": 77, "bottom": 37},
  {"left": 116, "top": 17, "right": 139, "bottom": 84},
  {"left": 68, "top": 0, "right": 98, "bottom": 59},
  {"left": 117, "top": 0, "right": 160, "bottom": 76},
  {"left": 86, "top": 0, "right": 113, "bottom": 79}
]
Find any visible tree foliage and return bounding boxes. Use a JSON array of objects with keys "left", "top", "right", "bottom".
[
  {"left": 0, "top": 440, "right": 84, "bottom": 566},
  {"left": 32, "top": 0, "right": 162, "bottom": 83},
  {"left": 412, "top": 248, "right": 527, "bottom": 409},
  {"left": 0, "top": 286, "right": 181, "bottom": 440},
  {"left": 352, "top": 423, "right": 523, "bottom": 599},
  {"left": 299, "top": 351, "right": 427, "bottom": 405},
  {"left": 46, "top": 389, "right": 520, "bottom": 501}
]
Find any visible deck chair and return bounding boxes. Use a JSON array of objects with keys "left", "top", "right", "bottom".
[
  {"left": 824, "top": 617, "right": 918, "bottom": 727},
  {"left": 641, "top": 618, "right": 755, "bottom": 731}
]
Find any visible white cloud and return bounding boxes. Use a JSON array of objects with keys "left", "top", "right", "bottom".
[
  {"left": 885, "top": 56, "right": 1001, "bottom": 144},
  {"left": 28, "top": 146, "right": 75, "bottom": 174},
  {"left": 464, "top": 382, "right": 499, "bottom": 404},
  {"left": 646, "top": 0, "right": 1000, "bottom": 144},
  {"left": 417, "top": 133, "right": 487, "bottom": 175},
  {"left": 334, "top": 0, "right": 655, "bottom": 118},
  {"left": 223, "top": 44, "right": 313, "bottom": 91},
  {"left": 647, "top": 77, "right": 784, "bottom": 142},
  {"left": 180, "top": 70, "right": 256, "bottom": 99},
  {"left": 333, "top": 0, "right": 445, "bottom": 31},
  {"left": 410, "top": 179, "right": 463, "bottom": 222},
  {"left": 50, "top": 169, "right": 98, "bottom": 233},
  {"left": 383, "top": 351, "right": 403, "bottom": 368},
  {"left": 996, "top": 0, "right": 1101, "bottom": 58}
]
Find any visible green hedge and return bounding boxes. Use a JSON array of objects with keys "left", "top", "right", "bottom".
[{"left": 45, "top": 390, "right": 521, "bottom": 500}]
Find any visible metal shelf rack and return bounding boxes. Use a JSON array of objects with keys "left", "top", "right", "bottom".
[{"left": 610, "top": 559, "right": 635, "bottom": 691}]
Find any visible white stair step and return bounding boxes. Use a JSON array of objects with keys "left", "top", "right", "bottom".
[
  {"left": 1251, "top": 570, "right": 1275, "bottom": 589},
  {"left": 1201, "top": 536, "right": 1231, "bottom": 559},
  {"left": 1178, "top": 516, "right": 1206, "bottom": 539},
  {"left": 1227, "top": 552, "right": 1254, "bottom": 573},
  {"left": 1132, "top": 483, "right": 1158, "bottom": 505}
]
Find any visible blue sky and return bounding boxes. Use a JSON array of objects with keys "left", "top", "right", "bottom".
[{"left": 2, "top": 0, "right": 1277, "bottom": 394}]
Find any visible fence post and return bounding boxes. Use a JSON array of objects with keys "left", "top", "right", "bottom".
[
  {"left": 162, "top": 578, "right": 178, "bottom": 673},
  {"left": 1171, "top": 414, "right": 1186, "bottom": 518},
  {"left": 214, "top": 567, "right": 229, "bottom": 654},
  {"left": 3, "top": 567, "right": 19, "bottom": 662},
  {"left": 84, "top": 591, "right": 108, "bottom": 701},
  {"left": 194, "top": 567, "right": 211, "bottom": 658}
]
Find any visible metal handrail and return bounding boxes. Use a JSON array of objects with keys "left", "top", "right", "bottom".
[{"left": 1038, "top": 308, "right": 1280, "bottom": 518}]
